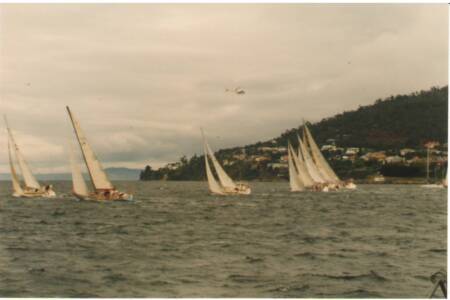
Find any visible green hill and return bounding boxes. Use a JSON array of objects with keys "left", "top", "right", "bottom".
[
  {"left": 141, "top": 86, "right": 448, "bottom": 181},
  {"left": 274, "top": 86, "right": 447, "bottom": 149}
]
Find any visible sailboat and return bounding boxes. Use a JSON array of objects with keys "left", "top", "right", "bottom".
[
  {"left": 288, "top": 138, "right": 330, "bottom": 192},
  {"left": 201, "top": 129, "right": 251, "bottom": 195},
  {"left": 5, "top": 117, "right": 56, "bottom": 198},
  {"left": 66, "top": 106, "right": 133, "bottom": 201},
  {"left": 421, "top": 141, "right": 445, "bottom": 188},
  {"left": 302, "top": 123, "right": 356, "bottom": 190}
]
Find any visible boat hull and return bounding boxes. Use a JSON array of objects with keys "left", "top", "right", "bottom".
[
  {"left": 73, "top": 190, "right": 133, "bottom": 202},
  {"left": 211, "top": 183, "right": 252, "bottom": 196},
  {"left": 12, "top": 187, "right": 57, "bottom": 198}
]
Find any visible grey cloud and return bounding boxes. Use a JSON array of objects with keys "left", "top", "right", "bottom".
[{"left": 0, "top": 4, "right": 447, "bottom": 173}]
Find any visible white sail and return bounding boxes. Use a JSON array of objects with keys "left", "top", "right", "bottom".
[
  {"left": 303, "top": 124, "right": 340, "bottom": 183},
  {"left": 290, "top": 143, "right": 310, "bottom": 188},
  {"left": 66, "top": 107, "right": 114, "bottom": 191},
  {"left": 298, "top": 134, "right": 326, "bottom": 183},
  {"left": 69, "top": 143, "right": 89, "bottom": 197},
  {"left": 291, "top": 139, "right": 314, "bottom": 187},
  {"left": 8, "top": 140, "right": 24, "bottom": 196},
  {"left": 288, "top": 144, "right": 304, "bottom": 192},
  {"left": 203, "top": 136, "right": 236, "bottom": 190},
  {"left": 5, "top": 118, "right": 41, "bottom": 190},
  {"left": 203, "top": 142, "right": 226, "bottom": 195}
]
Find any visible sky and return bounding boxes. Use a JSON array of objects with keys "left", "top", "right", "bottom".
[{"left": 0, "top": 4, "right": 448, "bottom": 173}]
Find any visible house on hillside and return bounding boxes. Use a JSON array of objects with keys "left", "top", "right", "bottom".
[
  {"left": 275, "top": 147, "right": 287, "bottom": 153},
  {"left": 268, "top": 163, "right": 288, "bottom": 169},
  {"left": 233, "top": 154, "right": 246, "bottom": 160},
  {"left": 345, "top": 147, "right": 360, "bottom": 155},
  {"left": 321, "top": 145, "right": 336, "bottom": 151},
  {"left": 254, "top": 156, "right": 271, "bottom": 163},
  {"left": 361, "top": 151, "right": 387, "bottom": 162},
  {"left": 167, "top": 162, "right": 181, "bottom": 170},
  {"left": 280, "top": 155, "right": 288, "bottom": 163},
  {"left": 400, "top": 148, "right": 416, "bottom": 156},
  {"left": 258, "top": 147, "right": 273, "bottom": 152},
  {"left": 385, "top": 155, "right": 404, "bottom": 164}
]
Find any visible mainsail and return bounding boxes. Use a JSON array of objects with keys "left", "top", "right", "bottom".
[
  {"left": 202, "top": 133, "right": 236, "bottom": 190},
  {"left": 66, "top": 107, "right": 114, "bottom": 191},
  {"left": 298, "top": 134, "right": 326, "bottom": 184},
  {"left": 8, "top": 140, "right": 23, "bottom": 196},
  {"left": 303, "top": 124, "right": 340, "bottom": 183},
  {"left": 5, "top": 118, "right": 41, "bottom": 190},
  {"left": 288, "top": 143, "right": 304, "bottom": 191},
  {"left": 69, "top": 143, "right": 89, "bottom": 197},
  {"left": 203, "top": 141, "right": 225, "bottom": 195},
  {"left": 290, "top": 140, "right": 314, "bottom": 187}
]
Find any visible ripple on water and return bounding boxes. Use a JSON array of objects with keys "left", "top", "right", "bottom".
[{"left": 0, "top": 182, "right": 446, "bottom": 297}]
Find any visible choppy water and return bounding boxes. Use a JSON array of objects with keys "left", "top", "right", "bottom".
[{"left": 0, "top": 181, "right": 446, "bottom": 297}]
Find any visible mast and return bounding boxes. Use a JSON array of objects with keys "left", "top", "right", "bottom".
[{"left": 66, "top": 106, "right": 114, "bottom": 191}]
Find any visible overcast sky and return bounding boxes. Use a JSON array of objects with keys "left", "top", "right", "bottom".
[{"left": 0, "top": 4, "right": 447, "bottom": 173}]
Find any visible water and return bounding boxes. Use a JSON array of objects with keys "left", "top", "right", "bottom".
[{"left": 0, "top": 181, "right": 446, "bottom": 297}]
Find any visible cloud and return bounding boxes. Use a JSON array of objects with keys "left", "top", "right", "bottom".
[{"left": 0, "top": 4, "right": 447, "bottom": 173}]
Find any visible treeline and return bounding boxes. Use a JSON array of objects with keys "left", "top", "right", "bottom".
[{"left": 275, "top": 86, "right": 448, "bottom": 149}]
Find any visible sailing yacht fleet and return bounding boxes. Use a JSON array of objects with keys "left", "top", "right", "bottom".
[
  {"left": 202, "top": 124, "right": 356, "bottom": 195},
  {"left": 287, "top": 124, "right": 357, "bottom": 192},
  {"left": 4, "top": 107, "right": 132, "bottom": 201},
  {"left": 6, "top": 109, "right": 446, "bottom": 199}
]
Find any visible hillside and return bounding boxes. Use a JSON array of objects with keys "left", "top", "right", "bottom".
[
  {"left": 274, "top": 86, "right": 447, "bottom": 149},
  {"left": 140, "top": 86, "right": 448, "bottom": 181}
]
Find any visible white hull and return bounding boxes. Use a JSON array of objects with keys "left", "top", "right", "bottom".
[
  {"left": 12, "top": 190, "right": 57, "bottom": 198},
  {"left": 213, "top": 183, "right": 251, "bottom": 196},
  {"left": 344, "top": 182, "right": 357, "bottom": 190},
  {"left": 73, "top": 191, "right": 133, "bottom": 202}
]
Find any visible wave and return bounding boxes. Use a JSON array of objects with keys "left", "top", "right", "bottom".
[
  {"left": 318, "top": 288, "right": 383, "bottom": 298},
  {"left": 227, "top": 274, "right": 259, "bottom": 283},
  {"left": 294, "top": 252, "right": 318, "bottom": 259},
  {"left": 268, "top": 284, "right": 310, "bottom": 293},
  {"left": 245, "top": 256, "right": 264, "bottom": 263},
  {"left": 428, "top": 248, "right": 446, "bottom": 253},
  {"left": 307, "top": 270, "right": 387, "bottom": 282}
]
